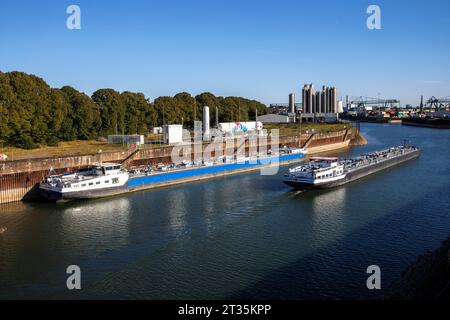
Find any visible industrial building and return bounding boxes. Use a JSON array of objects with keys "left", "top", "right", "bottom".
[
  {"left": 257, "top": 114, "right": 291, "bottom": 124},
  {"left": 301, "top": 84, "right": 339, "bottom": 122},
  {"left": 162, "top": 106, "right": 264, "bottom": 145},
  {"left": 163, "top": 124, "right": 183, "bottom": 144}
]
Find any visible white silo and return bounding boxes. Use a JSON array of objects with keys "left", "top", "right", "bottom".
[
  {"left": 203, "top": 106, "right": 210, "bottom": 140},
  {"left": 289, "top": 93, "right": 296, "bottom": 114}
]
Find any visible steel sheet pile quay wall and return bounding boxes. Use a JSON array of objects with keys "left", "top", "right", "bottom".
[{"left": 0, "top": 150, "right": 134, "bottom": 175}]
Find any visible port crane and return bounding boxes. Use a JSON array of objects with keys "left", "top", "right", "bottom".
[
  {"left": 426, "top": 96, "right": 450, "bottom": 110},
  {"left": 349, "top": 96, "right": 401, "bottom": 109}
]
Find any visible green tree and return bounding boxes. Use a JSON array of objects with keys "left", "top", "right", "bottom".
[
  {"left": 0, "top": 71, "right": 268, "bottom": 148},
  {"left": 61, "top": 86, "right": 101, "bottom": 140},
  {"left": 121, "top": 91, "right": 157, "bottom": 134},
  {"left": 174, "top": 92, "right": 197, "bottom": 127},
  {"left": 92, "top": 89, "right": 124, "bottom": 136}
]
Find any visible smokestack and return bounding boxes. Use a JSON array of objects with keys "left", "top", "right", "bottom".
[
  {"left": 215, "top": 106, "right": 219, "bottom": 128},
  {"left": 203, "top": 106, "right": 210, "bottom": 141}
]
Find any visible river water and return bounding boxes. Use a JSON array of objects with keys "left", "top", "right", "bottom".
[{"left": 0, "top": 123, "right": 449, "bottom": 299}]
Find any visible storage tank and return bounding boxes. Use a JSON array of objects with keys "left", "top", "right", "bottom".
[
  {"left": 203, "top": 106, "right": 210, "bottom": 140},
  {"left": 289, "top": 93, "right": 295, "bottom": 114},
  {"left": 218, "top": 121, "right": 263, "bottom": 134},
  {"left": 337, "top": 100, "right": 344, "bottom": 113}
]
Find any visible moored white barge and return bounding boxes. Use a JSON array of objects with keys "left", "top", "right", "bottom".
[{"left": 283, "top": 146, "right": 419, "bottom": 190}]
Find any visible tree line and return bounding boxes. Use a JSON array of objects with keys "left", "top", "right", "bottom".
[{"left": 0, "top": 71, "right": 267, "bottom": 149}]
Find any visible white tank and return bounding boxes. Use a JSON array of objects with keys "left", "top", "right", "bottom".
[
  {"left": 218, "top": 121, "right": 263, "bottom": 134},
  {"left": 203, "top": 106, "right": 210, "bottom": 140}
]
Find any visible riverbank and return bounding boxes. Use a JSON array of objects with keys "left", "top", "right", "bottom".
[
  {"left": 0, "top": 129, "right": 366, "bottom": 204},
  {"left": 384, "top": 235, "right": 450, "bottom": 300}
]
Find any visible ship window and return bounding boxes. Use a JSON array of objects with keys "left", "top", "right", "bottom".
[
  {"left": 73, "top": 184, "right": 78, "bottom": 188},
  {"left": 96, "top": 181, "right": 101, "bottom": 185},
  {"left": 81, "top": 184, "right": 86, "bottom": 187},
  {"left": 112, "top": 178, "right": 119, "bottom": 184},
  {"left": 114, "top": 166, "right": 121, "bottom": 170},
  {"left": 89, "top": 182, "right": 94, "bottom": 186},
  {"left": 105, "top": 180, "right": 110, "bottom": 183}
]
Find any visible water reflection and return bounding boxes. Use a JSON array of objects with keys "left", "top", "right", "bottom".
[
  {"left": 201, "top": 183, "right": 218, "bottom": 235},
  {"left": 311, "top": 187, "right": 347, "bottom": 244},
  {"left": 60, "top": 197, "right": 131, "bottom": 253},
  {"left": 166, "top": 189, "right": 188, "bottom": 237}
]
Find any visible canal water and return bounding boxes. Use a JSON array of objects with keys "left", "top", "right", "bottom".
[{"left": 0, "top": 123, "right": 449, "bottom": 299}]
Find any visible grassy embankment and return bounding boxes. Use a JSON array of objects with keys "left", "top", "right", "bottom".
[
  {"left": 264, "top": 123, "right": 354, "bottom": 136},
  {"left": 0, "top": 133, "right": 168, "bottom": 161},
  {"left": 1, "top": 140, "right": 128, "bottom": 161}
]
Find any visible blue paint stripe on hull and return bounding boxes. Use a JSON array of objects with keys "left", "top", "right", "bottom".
[{"left": 127, "top": 153, "right": 304, "bottom": 187}]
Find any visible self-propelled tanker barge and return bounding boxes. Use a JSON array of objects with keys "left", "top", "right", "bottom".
[
  {"left": 39, "top": 148, "right": 307, "bottom": 201},
  {"left": 283, "top": 145, "right": 419, "bottom": 190}
]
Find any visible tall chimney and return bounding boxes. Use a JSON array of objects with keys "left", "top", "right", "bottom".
[{"left": 215, "top": 106, "right": 219, "bottom": 127}]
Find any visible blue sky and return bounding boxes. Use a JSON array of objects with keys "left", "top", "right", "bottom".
[{"left": 1, "top": 0, "right": 449, "bottom": 105}]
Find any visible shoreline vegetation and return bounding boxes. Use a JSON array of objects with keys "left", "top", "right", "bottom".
[{"left": 385, "top": 236, "right": 450, "bottom": 300}]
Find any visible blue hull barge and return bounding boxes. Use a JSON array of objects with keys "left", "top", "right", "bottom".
[{"left": 39, "top": 148, "right": 307, "bottom": 201}]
